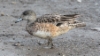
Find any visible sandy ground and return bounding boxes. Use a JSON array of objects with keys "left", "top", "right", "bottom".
[{"left": 0, "top": 0, "right": 100, "bottom": 56}]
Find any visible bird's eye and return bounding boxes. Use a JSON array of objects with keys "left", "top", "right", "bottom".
[
  {"left": 22, "top": 10, "right": 33, "bottom": 16},
  {"left": 23, "top": 12, "right": 28, "bottom": 15}
]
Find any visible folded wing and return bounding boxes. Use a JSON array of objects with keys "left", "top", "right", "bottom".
[{"left": 35, "top": 14, "right": 80, "bottom": 25}]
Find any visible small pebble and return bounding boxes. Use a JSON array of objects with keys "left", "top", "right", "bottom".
[
  {"left": 11, "top": 24, "right": 14, "bottom": 26},
  {"left": 3, "top": 31, "right": 5, "bottom": 32},
  {"left": 28, "top": 48, "right": 31, "bottom": 50},
  {"left": 3, "top": 6, "right": 5, "bottom": 8},
  {"left": 91, "top": 27, "right": 100, "bottom": 32},
  {"left": 2, "top": 49, "right": 5, "bottom": 51},
  {"left": 57, "top": 53, "right": 61, "bottom": 55},
  {"left": 3, "top": 42, "right": 7, "bottom": 45},
  {"left": 11, "top": 2, "right": 16, "bottom": 4},
  {"left": 13, "top": 42, "right": 24, "bottom": 46},
  {"left": 57, "top": 53, "right": 65, "bottom": 56},
  {"left": 77, "top": 0, "right": 82, "bottom": 2},
  {"left": 74, "top": 8, "right": 78, "bottom": 9},
  {"left": 63, "top": 54, "right": 65, "bottom": 56},
  {"left": 1, "top": 13, "right": 9, "bottom": 16},
  {"left": 13, "top": 43, "right": 20, "bottom": 46},
  {"left": 1, "top": 13, "right": 4, "bottom": 16},
  {"left": 13, "top": 38, "right": 15, "bottom": 40},
  {"left": 98, "top": 43, "right": 100, "bottom": 45},
  {"left": 37, "top": 42, "right": 42, "bottom": 45}
]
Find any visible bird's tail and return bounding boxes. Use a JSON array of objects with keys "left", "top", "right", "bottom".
[{"left": 57, "top": 22, "right": 86, "bottom": 35}]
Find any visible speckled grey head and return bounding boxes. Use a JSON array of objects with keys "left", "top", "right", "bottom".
[{"left": 15, "top": 10, "right": 36, "bottom": 23}]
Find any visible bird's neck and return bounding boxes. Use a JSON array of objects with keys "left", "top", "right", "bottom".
[
  {"left": 26, "top": 17, "right": 36, "bottom": 25},
  {"left": 27, "top": 20, "right": 34, "bottom": 26}
]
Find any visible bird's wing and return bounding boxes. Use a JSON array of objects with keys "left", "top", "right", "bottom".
[{"left": 35, "top": 14, "right": 80, "bottom": 25}]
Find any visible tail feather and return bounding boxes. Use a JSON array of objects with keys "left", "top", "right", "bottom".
[
  {"left": 63, "top": 14, "right": 80, "bottom": 18},
  {"left": 60, "top": 14, "right": 80, "bottom": 24},
  {"left": 57, "top": 21, "right": 86, "bottom": 36}
]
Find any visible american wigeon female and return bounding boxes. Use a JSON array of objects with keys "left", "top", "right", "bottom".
[{"left": 15, "top": 10, "right": 86, "bottom": 49}]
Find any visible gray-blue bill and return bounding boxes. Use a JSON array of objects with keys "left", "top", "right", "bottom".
[{"left": 15, "top": 18, "right": 23, "bottom": 23}]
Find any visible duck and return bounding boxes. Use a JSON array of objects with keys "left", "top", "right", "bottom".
[{"left": 15, "top": 10, "right": 86, "bottom": 49}]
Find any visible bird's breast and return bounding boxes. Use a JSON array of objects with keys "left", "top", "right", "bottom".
[{"left": 33, "top": 30, "right": 51, "bottom": 38}]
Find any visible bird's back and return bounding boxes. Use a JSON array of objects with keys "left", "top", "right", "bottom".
[{"left": 35, "top": 14, "right": 80, "bottom": 25}]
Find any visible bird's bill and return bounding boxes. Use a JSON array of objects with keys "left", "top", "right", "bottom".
[{"left": 15, "top": 18, "right": 23, "bottom": 23}]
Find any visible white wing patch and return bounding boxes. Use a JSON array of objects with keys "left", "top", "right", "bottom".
[{"left": 33, "top": 31, "right": 51, "bottom": 38}]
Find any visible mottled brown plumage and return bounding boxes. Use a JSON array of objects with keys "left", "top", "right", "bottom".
[
  {"left": 15, "top": 10, "right": 86, "bottom": 49},
  {"left": 36, "top": 14, "right": 80, "bottom": 24}
]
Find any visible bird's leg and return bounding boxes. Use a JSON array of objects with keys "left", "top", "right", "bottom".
[{"left": 47, "top": 37, "right": 54, "bottom": 49}]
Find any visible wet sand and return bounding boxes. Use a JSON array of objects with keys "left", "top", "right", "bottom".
[{"left": 0, "top": 0, "right": 100, "bottom": 56}]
